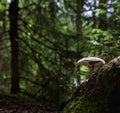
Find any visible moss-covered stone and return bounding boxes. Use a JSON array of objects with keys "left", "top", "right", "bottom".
[{"left": 62, "top": 56, "right": 120, "bottom": 113}]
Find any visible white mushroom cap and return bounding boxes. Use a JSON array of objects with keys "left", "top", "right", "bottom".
[{"left": 77, "top": 57, "right": 105, "bottom": 65}]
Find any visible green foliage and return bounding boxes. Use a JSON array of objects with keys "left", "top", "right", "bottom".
[{"left": 0, "top": 0, "right": 120, "bottom": 108}]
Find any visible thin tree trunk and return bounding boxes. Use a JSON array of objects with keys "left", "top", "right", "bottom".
[
  {"left": 92, "top": 0, "right": 97, "bottom": 28},
  {"left": 9, "top": 0, "right": 19, "bottom": 94},
  {"left": 76, "top": 0, "right": 84, "bottom": 85},
  {"left": 99, "top": 0, "right": 107, "bottom": 29},
  {"left": 76, "top": 0, "right": 84, "bottom": 37}
]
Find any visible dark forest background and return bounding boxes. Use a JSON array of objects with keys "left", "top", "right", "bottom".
[{"left": 0, "top": 0, "right": 120, "bottom": 108}]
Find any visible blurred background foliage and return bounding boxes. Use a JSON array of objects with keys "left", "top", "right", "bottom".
[{"left": 0, "top": 0, "right": 120, "bottom": 108}]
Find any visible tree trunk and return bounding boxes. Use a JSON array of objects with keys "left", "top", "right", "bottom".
[
  {"left": 92, "top": 0, "right": 97, "bottom": 28},
  {"left": 9, "top": 0, "right": 19, "bottom": 94},
  {"left": 76, "top": 0, "right": 84, "bottom": 37},
  {"left": 98, "top": 0, "right": 107, "bottom": 29},
  {"left": 62, "top": 57, "right": 120, "bottom": 113},
  {"left": 75, "top": 0, "right": 84, "bottom": 85}
]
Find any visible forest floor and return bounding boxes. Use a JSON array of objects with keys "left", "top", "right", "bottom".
[{"left": 0, "top": 94, "right": 59, "bottom": 113}]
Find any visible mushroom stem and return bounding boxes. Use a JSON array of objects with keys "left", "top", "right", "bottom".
[{"left": 88, "top": 62, "right": 95, "bottom": 74}]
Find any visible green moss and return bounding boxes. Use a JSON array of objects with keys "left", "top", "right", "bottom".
[
  {"left": 62, "top": 90, "right": 109, "bottom": 113},
  {"left": 62, "top": 57, "right": 120, "bottom": 113},
  {"left": 63, "top": 96, "right": 83, "bottom": 113}
]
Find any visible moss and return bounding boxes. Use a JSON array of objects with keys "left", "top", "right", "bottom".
[
  {"left": 63, "top": 90, "right": 109, "bottom": 113},
  {"left": 62, "top": 96, "right": 83, "bottom": 113},
  {"left": 62, "top": 57, "right": 120, "bottom": 113}
]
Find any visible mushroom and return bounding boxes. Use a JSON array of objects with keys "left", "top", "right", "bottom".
[{"left": 77, "top": 57, "right": 105, "bottom": 74}]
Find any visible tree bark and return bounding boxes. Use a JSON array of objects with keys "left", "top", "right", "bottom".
[
  {"left": 62, "top": 57, "right": 120, "bottom": 113},
  {"left": 98, "top": 0, "right": 107, "bottom": 29},
  {"left": 9, "top": 0, "right": 19, "bottom": 94},
  {"left": 75, "top": 0, "right": 84, "bottom": 85},
  {"left": 92, "top": 0, "right": 97, "bottom": 28},
  {"left": 76, "top": 0, "right": 84, "bottom": 37}
]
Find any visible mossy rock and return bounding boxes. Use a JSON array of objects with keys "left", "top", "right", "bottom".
[{"left": 62, "top": 56, "right": 120, "bottom": 113}]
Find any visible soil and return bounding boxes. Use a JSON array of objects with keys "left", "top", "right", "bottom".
[{"left": 0, "top": 94, "right": 59, "bottom": 113}]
